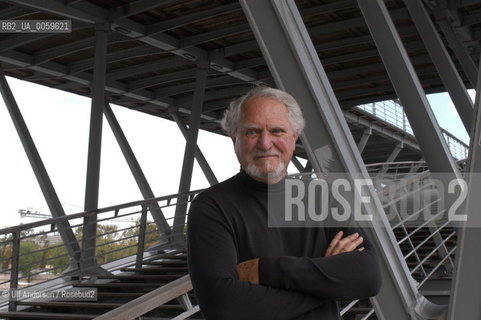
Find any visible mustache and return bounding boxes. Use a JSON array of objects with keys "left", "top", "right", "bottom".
[{"left": 252, "top": 151, "right": 280, "bottom": 158}]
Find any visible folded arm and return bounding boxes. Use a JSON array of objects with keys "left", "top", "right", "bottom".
[
  {"left": 257, "top": 227, "right": 382, "bottom": 300},
  {"left": 187, "top": 199, "right": 326, "bottom": 320}
]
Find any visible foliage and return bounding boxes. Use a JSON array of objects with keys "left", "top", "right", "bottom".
[
  {"left": 0, "top": 220, "right": 164, "bottom": 279},
  {"left": 19, "top": 240, "right": 43, "bottom": 282}
]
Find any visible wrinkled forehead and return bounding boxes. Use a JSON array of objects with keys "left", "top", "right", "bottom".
[{"left": 240, "top": 97, "right": 289, "bottom": 117}]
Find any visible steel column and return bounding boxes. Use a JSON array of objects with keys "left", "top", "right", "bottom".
[
  {"left": 170, "top": 111, "right": 218, "bottom": 186},
  {"left": 0, "top": 68, "right": 81, "bottom": 268},
  {"left": 290, "top": 156, "right": 305, "bottom": 173},
  {"left": 405, "top": 0, "right": 473, "bottom": 133},
  {"left": 82, "top": 24, "right": 108, "bottom": 273},
  {"left": 447, "top": 59, "right": 481, "bottom": 320},
  {"left": 104, "top": 102, "right": 171, "bottom": 235},
  {"left": 240, "top": 0, "right": 437, "bottom": 318},
  {"left": 357, "top": 127, "right": 372, "bottom": 153},
  {"left": 357, "top": 0, "right": 461, "bottom": 177},
  {"left": 436, "top": 17, "right": 478, "bottom": 88},
  {"left": 8, "top": 231, "right": 20, "bottom": 311},
  {"left": 171, "top": 60, "right": 208, "bottom": 247}
]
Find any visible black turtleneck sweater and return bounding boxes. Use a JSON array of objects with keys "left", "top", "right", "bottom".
[{"left": 187, "top": 171, "right": 381, "bottom": 320}]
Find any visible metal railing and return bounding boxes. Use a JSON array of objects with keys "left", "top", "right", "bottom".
[
  {"left": 0, "top": 189, "right": 203, "bottom": 316},
  {"left": 94, "top": 275, "right": 198, "bottom": 320},
  {"left": 338, "top": 161, "right": 457, "bottom": 319},
  {"left": 357, "top": 100, "right": 469, "bottom": 160}
]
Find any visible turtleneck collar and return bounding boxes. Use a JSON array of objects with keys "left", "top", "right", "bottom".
[{"left": 237, "top": 169, "right": 286, "bottom": 195}]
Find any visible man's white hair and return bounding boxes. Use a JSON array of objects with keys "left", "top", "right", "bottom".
[{"left": 221, "top": 87, "right": 306, "bottom": 138}]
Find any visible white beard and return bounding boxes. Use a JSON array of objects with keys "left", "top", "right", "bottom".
[{"left": 245, "top": 160, "right": 286, "bottom": 183}]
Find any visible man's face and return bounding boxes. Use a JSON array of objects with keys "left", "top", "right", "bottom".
[{"left": 233, "top": 96, "right": 297, "bottom": 184}]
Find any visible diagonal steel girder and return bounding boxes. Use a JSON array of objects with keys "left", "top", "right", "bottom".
[
  {"left": 240, "top": 0, "right": 445, "bottom": 319},
  {"left": 104, "top": 103, "right": 171, "bottom": 236},
  {"left": 447, "top": 59, "right": 481, "bottom": 320},
  {"left": 405, "top": 0, "right": 473, "bottom": 134},
  {"left": 0, "top": 68, "right": 81, "bottom": 268},
  {"left": 171, "top": 60, "right": 209, "bottom": 248},
  {"left": 170, "top": 111, "right": 218, "bottom": 187}
]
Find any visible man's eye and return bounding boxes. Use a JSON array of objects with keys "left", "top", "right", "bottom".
[
  {"left": 246, "top": 129, "right": 258, "bottom": 136},
  {"left": 271, "top": 128, "right": 284, "bottom": 135}
]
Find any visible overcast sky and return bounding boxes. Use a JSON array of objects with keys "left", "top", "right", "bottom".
[{"left": 0, "top": 77, "right": 472, "bottom": 228}]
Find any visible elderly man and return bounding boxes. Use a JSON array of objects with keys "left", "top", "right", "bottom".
[{"left": 187, "top": 87, "right": 381, "bottom": 319}]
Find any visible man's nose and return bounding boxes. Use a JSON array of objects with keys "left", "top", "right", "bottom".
[{"left": 257, "top": 131, "right": 273, "bottom": 150}]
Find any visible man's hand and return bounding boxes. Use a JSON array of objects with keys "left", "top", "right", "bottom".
[
  {"left": 237, "top": 258, "right": 259, "bottom": 284},
  {"left": 325, "top": 231, "right": 364, "bottom": 256}
]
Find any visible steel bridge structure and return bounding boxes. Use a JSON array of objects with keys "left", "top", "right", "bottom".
[{"left": 0, "top": 0, "right": 481, "bottom": 319}]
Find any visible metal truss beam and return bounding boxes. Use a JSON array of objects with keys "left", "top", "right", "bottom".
[
  {"left": 129, "top": 69, "right": 199, "bottom": 93},
  {"left": 176, "top": 84, "right": 253, "bottom": 108},
  {"left": 179, "top": 23, "right": 249, "bottom": 49},
  {"left": 108, "top": 0, "right": 168, "bottom": 20},
  {"left": 0, "top": 47, "right": 177, "bottom": 110},
  {"left": 7, "top": 0, "right": 106, "bottom": 23},
  {"left": 309, "top": 7, "right": 409, "bottom": 35},
  {"left": 461, "top": 11, "right": 481, "bottom": 27},
  {"left": 0, "top": 33, "right": 53, "bottom": 53},
  {"left": 155, "top": 76, "right": 249, "bottom": 99},
  {"left": 240, "top": 0, "right": 427, "bottom": 318},
  {"left": 345, "top": 112, "right": 419, "bottom": 150},
  {"left": 110, "top": 17, "right": 261, "bottom": 84},
  {"left": 147, "top": 2, "right": 241, "bottom": 34},
  {"left": 148, "top": 0, "right": 359, "bottom": 39},
  {"left": 82, "top": 25, "right": 108, "bottom": 273},
  {"left": 104, "top": 103, "right": 171, "bottom": 235},
  {"left": 235, "top": 39, "right": 426, "bottom": 72},
  {"left": 357, "top": 127, "right": 372, "bottom": 153},
  {"left": 358, "top": 0, "right": 461, "bottom": 175},
  {"left": 328, "top": 57, "right": 434, "bottom": 84},
  {"left": 435, "top": 14, "right": 478, "bottom": 88},
  {"left": 171, "top": 112, "right": 218, "bottom": 186},
  {"left": 220, "top": 25, "right": 415, "bottom": 59},
  {"left": 379, "top": 143, "right": 403, "bottom": 174},
  {"left": 107, "top": 57, "right": 192, "bottom": 82},
  {"left": 459, "top": 0, "right": 481, "bottom": 6},
  {"left": 7, "top": 1, "right": 260, "bottom": 85},
  {"left": 0, "top": 5, "right": 34, "bottom": 19},
  {"left": 447, "top": 59, "right": 481, "bottom": 320},
  {"left": 300, "top": 0, "right": 357, "bottom": 16},
  {"left": 171, "top": 60, "right": 209, "bottom": 247},
  {"left": 336, "top": 78, "right": 446, "bottom": 102},
  {"left": 406, "top": 0, "right": 473, "bottom": 133},
  {"left": 34, "top": 31, "right": 124, "bottom": 66},
  {"left": 342, "top": 84, "right": 454, "bottom": 109},
  {"left": 0, "top": 68, "right": 81, "bottom": 268},
  {"left": 68, "top": 45, "right": 161, "bottom": 76}
]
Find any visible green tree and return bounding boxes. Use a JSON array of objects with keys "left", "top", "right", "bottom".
[
  {"left": 0, "top": 234, "right": 13, "bottom": 271},
  {"left": 19, "top": 240, "right": 42, "bottom": 283}
]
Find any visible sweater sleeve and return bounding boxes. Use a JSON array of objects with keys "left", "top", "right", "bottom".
[
  {"left": 258, "top": 227, "right": 382, "bottom": 300},
  {"left": 187, "top": 198, "right": 326, "bottom": 320}
]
